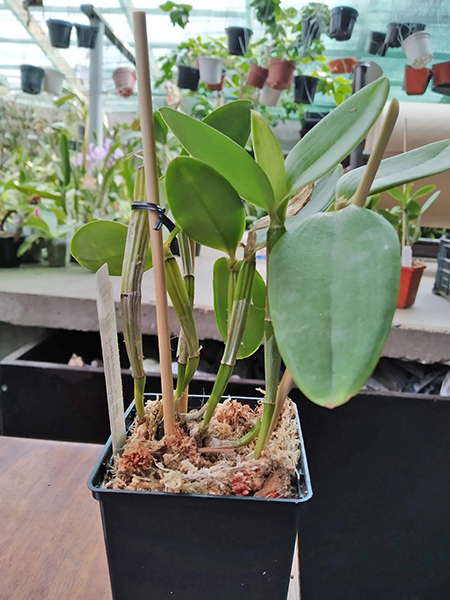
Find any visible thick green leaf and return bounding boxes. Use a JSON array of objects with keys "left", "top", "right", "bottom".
[
  {"left": 251, "top": 110, "right": 286, "bottom": 204},
  {"left": 269, "top": 205, "right": 400, "bottom": 407},
  {"left": 14, "top": 183, "right": 61, "bottom": 202},
  {"left": 60, "top": 134, "right": 71, "bottom": 187},
  {"left": 337, "top": 139, "right": 450, "bottom": 199},
  {"left": 154, "top": 112, "right": 168, "bottom": 144},
  {"left": 70, "top": 220, "right": 152, "bottom": 276},
  {"left": 23, "top": 210, "right": 59, "bottom": 239},
  {"left": 160, "top": 107, "right": 275, "bottom": 212},
  {"left": 285, "top": 78, "right": 390, "bottom": 197},
  {"left": 203, "top": 100, "right": 252, "bottom": 147},
  {"left": 412, "top": 184, "right": 435, "bottom": 201},
  {"left": 165, "top": 157, "right": 245, "bottom": 257},
  {"left": 421, "top": 190, "right": 440, "bottom": 213},
  {"left": 213, "top": 257, "right": 266, "bottom": 359},
  {"left": 387, "top": 187, "right": 406, "bottom": 205}
]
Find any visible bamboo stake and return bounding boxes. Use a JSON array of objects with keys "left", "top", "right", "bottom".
[
  {"left": 402, "top": 119, "right": 408, "bottom": 248},
  {"left": 133, "top": 11, "right": 175, "bottom": 435}
]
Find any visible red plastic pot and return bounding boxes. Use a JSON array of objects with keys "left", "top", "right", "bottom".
[
  {"left": 397, "top": 264, "right": 426, "bottom": 308},
  {"left": 432, "top": 61, "right": 450, "bottom": 96},
  {"left": 329, "top": 57, "right": 357, "bottom": 74},
  {"left": 267, "top": 59, "right": 296, "bottom": 90},
  {"left": 404, "top": 66, "right": 431, "bottom": 95},
  {"left": 247, "top": 63, "right": 268, "bottom": 88}
]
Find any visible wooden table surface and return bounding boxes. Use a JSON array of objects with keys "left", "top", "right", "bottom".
[{"left": 0, "top": 436, "right": 300, "bottom": 600}]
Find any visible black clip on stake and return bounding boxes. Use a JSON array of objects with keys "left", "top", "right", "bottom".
[{"left": 131, "top": 201, "right": 175, "bottom": 232}]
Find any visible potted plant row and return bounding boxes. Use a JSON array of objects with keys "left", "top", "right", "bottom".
[{"left": 72, "top": 20, "right": 450, "bottom": 593}]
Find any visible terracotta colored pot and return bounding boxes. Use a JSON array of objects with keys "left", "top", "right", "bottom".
[
  {"left": 329, "top": 57, "right": 357, "bottom": 74},
  {"left": 206, "top": 71, "right": 225, "bottom": 91},
  {"left": 247, "top": 63, "right": 268, "bottom": 88},
  {"left": 404, "top": 66, "right": 431, "bottom": 95},
  {"left": 113, "top": 68, "right": 136, "bottom": 98},
  {"left": 397, "top": 264, "right": 426, "bottom": 308},
  {"left": 267, "top": 59, "right": 296, "bottom": 91}
]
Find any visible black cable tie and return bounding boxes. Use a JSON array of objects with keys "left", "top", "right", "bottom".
[{"left": 131, "top": 201, "right": 175, "bottom": 232}]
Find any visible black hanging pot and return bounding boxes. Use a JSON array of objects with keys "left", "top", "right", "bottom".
[
  {"left": 329, "top": 6, "right": 358, "bottom": 41},
  {"left": 367, "top": 31, "right": 388, "bottom": 56},
  {"left": 177, "top": 65, "right": 200, "bottom": 91},
  {"left": 75, "top": 24, "right": 99, "bottom": 49},
  {"left": 302, "top": 15, "right": 324, "bottom": 41},
  {"left": 226, "top": 27, "right": 253, "bottom": 56},
  {"left": 47, "top": 19, "right": 72, "bottom": 49},
  {"left": 294, "top": 75, "right": 318, "bottom": 104},
  {"left": 20, "top": 64, "right": 44, "bottom": 94},
  {"left": 385, "top": 22, "right": 425, "bottom": 48}
]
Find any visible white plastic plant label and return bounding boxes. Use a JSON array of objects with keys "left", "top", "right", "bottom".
[{"left": 95, "top": 263, "right": 126, "bottom": 455}]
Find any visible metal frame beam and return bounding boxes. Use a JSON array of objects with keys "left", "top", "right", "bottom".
[{"left": 81, "top": 4, "right": 135, "bottom": 65}]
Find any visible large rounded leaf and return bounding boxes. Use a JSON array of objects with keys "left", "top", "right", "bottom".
[
  {"left": 166, "top": 157, "right": 245, "bottom": 257},
  {"left": 203, "top": 100, "right": 252, "bottom": 147},
  {"left": 213, "top": 257, "right": 266, "bottom": 359},
  {"left": 160, "top": 107, "right": 275, "bottom": 212},
  {"left": 269, "top": 205, "right": 400, "bottom": 407},
  {"left": 71, "top": 220, "right": 152, "bottom": 276}
]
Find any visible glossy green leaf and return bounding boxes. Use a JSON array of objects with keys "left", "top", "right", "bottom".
[
  {"left": 23, "top": 210, "right": 60, "bottom": 239},
  {"left": 285, "top": 78, "right": 390, "bottom": 197},
  {"left": 160, "top": 107, "right": 275, "bottom": 212},
  {"left": 165, "top": 157, "right": 245, "bottom": 257},
  {"left": 213, "top": 257, "right": 266, "bottom": 359},
  {"left": 412, "top": 184, "right": 435, "bottom": 201},
  {"left": 269, "top": 205, "right": 400, "bottom": 408},
  {"left": 203, "top": 100, "right": 252, "bottom": 147},
  {"left": 154, "top": 112, "right": 168, "bottom": 144},
  {"left": 337, "top": 139, "right": 450, "bottom": 199},
  {"left": 251, "top": 110, "right": 286, "bottom": 204},
  {"left": 387, "top": 187, "right": 406, "bottom": 205},
  {"left": 421, "top": 190, "right": 440, "bottom": 213},
  {"left": 60, "top": 134, "right": 71, "bottom": 187},
  {"left": 70, "top": 220, "right": 152, "bottom": 276}
]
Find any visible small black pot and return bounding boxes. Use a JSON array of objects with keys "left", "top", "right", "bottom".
[
  {"left": 300, "top": 110, "right": 329, "bottom": 137},
  {"left": 329, "top": 6, "right": 358, "bottom": 41},
  {"left": 294, "top": 75, "right": 318, "bottom": 104},
  {"left": 47, "top": 19, "right": 72, "bottom": 49},
  {"left": 302, "top": 15, "right": 324, "bottom": 40},
  {"left": 75, "top": 24, "right": 99, "bottom": 49},
  {"left": 368, "top": 31, "right": 388, "bottom": 56},
  {"left": 177, "top": 64, "right": 200, "bottom": 91},
  {"left": 385, "top": 22, "right": 425, "bottom": 48},
  {"left": 226, "top": 26, "right": 253, "bottom": 56},
  {"left": 0, "top": 236, "right": 24, "bottom": 268},
  {"left": 88, "top": 395, "right": 312, "bottom": 600},
  {"left": 20, "top": 64, "right": 44, "bottom": 94}
]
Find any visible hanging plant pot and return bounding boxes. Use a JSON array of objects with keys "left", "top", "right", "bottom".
[
  {"left": 267, "top": 58, "right": 296, "bottom": 91},
  {"left": 294, "top": 75, "right": 318, "bottom": 104},
  {"left": 259, "top": 81, "right": 283, "bottom": 106},
  {"left": 75, "top": 24, "right": 99, "bottom": 49},
  {"left": 113, "top": 67, "right": 136, "bottom": 98},
  {"left": 385, "top": 22, "right": 425, "bottom": 48},
  {"left": 47, "top": 19, "right": 72, "bottom": 49},
  {"left": 20, "top": 64, "right": 44, "bottom": 94},
  {"left": 206, "top": 70, "right": 226, "bottom": 91},
  {"left": 177, "top": 65, "right": 200, "bottom": 91},
  {"left": 397, "top": 264, "right": 426, "bottom": 308},
  {"left": 226, "top": 27, "right": 252, "bottom": 56},
  {"left": 402, "top": 31, "right": 433, "bottom": 69},
  {"left": 23, "top": 0, "right": 43, "bottom": 8},
  {"left": 198, "top": 57, "right": 223, "bottom": 84},
  {"left": 329, "top": 57, "right": 357, "bottom": 74},
  {"left": 431, "top": 61, "right": 450, "bottom": 96},
  {"left": 88, "top": 395, "right": 312, "bottom": 600},
  {"left": 247, "top": 63, "right": 268, "bottom": 88},
  {"left": 43, "top": 69, "right": 64, "bottom": 95},
  {"left": 367, "top": 31, "right": 387, "bottom": 56},
  {"left": 329, "top": 7, "right": 358, "bottom": 41},
  {"left": 302, "top": 15, "right": 324, "bottom": 41},
  {"left": 404, "top": 66, "right": 431, "bottom": 95}
]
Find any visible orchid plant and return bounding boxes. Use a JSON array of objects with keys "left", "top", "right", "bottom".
[{"left": 71, "top": 78, "right": 450, "bottom": 454}]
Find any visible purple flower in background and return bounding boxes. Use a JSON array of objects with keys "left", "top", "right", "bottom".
[{"left": 74, "top": 138, "right": 124, "bottom": 172}]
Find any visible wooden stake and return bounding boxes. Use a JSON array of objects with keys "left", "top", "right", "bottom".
[
  {"left": 402, "top": 119, "right": 408, "bottom": 249},
  {"left": 133, "top": 11, "right": 175, "bottom": 435}
]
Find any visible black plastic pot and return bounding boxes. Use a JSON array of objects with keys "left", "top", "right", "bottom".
[
  {"left": 294, "top": 75, "right": 318, "bottom": 104},
  {"left": 20, "top": 64, "right": 44, "bottom": 94},
  {"left": 89, "top": 394, "right": 312, "bottom": 600},
  {"left": 177, "top": 64, "right": 200, "bottom": 90},
  {"left": 47, "top": 19, "right": 72, "bottom": 49},
  {"left": 75, "top": 24, "right": 99, "bottom": 49},
  {"left": 368, "top": 31, "right": 387, "bottom": 56},
  {"left": 46, "top": 238, "right": 66, "bottom": 267},
  {"left": 385, "top": 22, "right": 425, "bottom": 48},
  {"left": 0, "top": 235, "right": 23, "bottom": 268},
  {"left": 226, "top": 26, "right": 253, "bottom": 56},
  {"left": 302, "top": 15, "right": 324, "bottom": 40},
  {"left": 300, "top": 110, "right": 329, "bottom": 137},
  {"left": 329, "top": 6, "right": 358, "bottom": 41}
]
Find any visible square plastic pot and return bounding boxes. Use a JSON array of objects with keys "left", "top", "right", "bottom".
[
  {"left": 259, "top": 81, "right": 283, "bottom": 106},
  {"left": 226, "top": 26, "right": 252, "bottom": 56},
  {"left": 198, "top": 57, "right": 223, "bottom": 84},
  {"left": 294, "top": 75, "right": 318, "bottom": 104},
  {"left": 329, "top": 57, "right": 357, "bottom": 74},
  {"left": 267, "top": 58, "right": 296, "bottom": 90},
  {"left": 20, "top": 64, "right": 44, "bottom": 94},
  {"left": 397, "top": 264, "right": 426, "bottom": 308},
  {"left": 43, "top": 69, "right": 64, "bottom": 95},
  {"left": 47, "top": 19, "right": 72, "bottom": 49},
  {"left": 177, "top": 65, "right": 200, "bottom": 91},
  {"left": 402, "top": 31, "right": 433, "bottom": 69},
  {"left": 0, "top": 235, "right": 24, "bottom": 268},
  {"left": 431, "top": 61, "right": 450, "bottom": 96},
  {"left": 329, "top": 7, "right": 358, "bottom": 41},
  {"left": 367, "top": 31, "right": 387, "bottom": 56},
  {"left": 75, "top": 24, "right": 99, "bottom": 49},
  {"left": 247, "top": 63, "right": 268, "bottom": 88},
  {"left": 88, "top": 394, "right": 312, "bottom": 600},
  {"left": 404, "top": 66, "right": 431, "bottom": 95}
]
